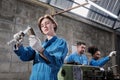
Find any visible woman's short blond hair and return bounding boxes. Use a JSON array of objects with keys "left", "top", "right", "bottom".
[{"left": 38, "top": 14, "right": 58, "bottom": 33}]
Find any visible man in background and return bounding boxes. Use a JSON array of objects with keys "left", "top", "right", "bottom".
[{"left": 65, "top": 41, "right": 88, "bottom": 65}]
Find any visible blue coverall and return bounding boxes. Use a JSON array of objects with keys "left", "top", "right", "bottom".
[
  {"left": 66, "top": 52, "right": 88, "bottom": 65},
  {"left": 14, "top": 36, "right": 68, "bottom": 80},
  {"left": 89, "top": 56, "right": 110, "bottom": 67}
]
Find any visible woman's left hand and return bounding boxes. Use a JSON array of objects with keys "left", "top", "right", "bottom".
[{"left": 29, "top": 35, "right": 42, "bottom": 52}]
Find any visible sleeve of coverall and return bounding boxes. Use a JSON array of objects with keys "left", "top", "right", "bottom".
[
  {"left": 43, "top": 39, "right": 68, "bottom": 67},
  {"left": 14, "top": 45, "right": 35, "bottom": 61},
  {"left": 90, "top": 56, "right": 110, "bottom": 67}
]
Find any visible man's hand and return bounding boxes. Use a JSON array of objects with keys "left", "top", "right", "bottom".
[
  {"left": 29, "top": 35, "right": 42, "bottom": 52},
  {"left": 108, "top": 51, "right": 116, "bottom": 57}
]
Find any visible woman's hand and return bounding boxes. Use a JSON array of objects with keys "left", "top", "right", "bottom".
[
  {"left": 108, "top": 51, "right": 116, "bottom": 57},
  {"left": 29, "top": 35, "right": 42, "bottom": 52}
]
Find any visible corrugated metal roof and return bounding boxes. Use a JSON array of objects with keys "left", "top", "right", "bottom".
[
  {"left": 50, "top": 0, "right": 73, "bottom": 9},
  {"left": 87, "top": 0, "right": 120, "bottom": 29},
  {"left": 38, "top": 0, "right": 120, "bottom": 31}
]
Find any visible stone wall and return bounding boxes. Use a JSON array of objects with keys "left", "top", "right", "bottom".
[{"left": 0, "top": 0, "right": 116, "bottom": 79}]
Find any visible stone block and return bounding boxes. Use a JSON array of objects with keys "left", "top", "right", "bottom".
[
  {"left": 0, "top": 73, "right": 18, "bottom": 79},
  {"left": 10, "top": 62, "right": 29, "bottom": 73},
  {"left": 0, "top": 0, "right": 16, "bottom": 22},
  {"left": 0, "top": 62, "right": 10, "bottom": 72}
]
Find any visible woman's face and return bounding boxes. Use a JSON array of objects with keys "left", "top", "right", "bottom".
[
  {"left": 93, "top": 51, "right": 101, "bottom": 60},
  {"left": 40, "top": 18, "right": 55, "bottom": 35}
]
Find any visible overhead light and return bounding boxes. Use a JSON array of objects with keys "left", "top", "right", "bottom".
[{"left": 87, "top": 0, "right": 118, "bottom": 19}]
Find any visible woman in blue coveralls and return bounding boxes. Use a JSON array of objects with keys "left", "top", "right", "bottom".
[
  {"left": 88, "top": 46, "right": 116, "bottom": 67},
  {"left": 13, "top": 14, "right": 68, "bottom": 80}
]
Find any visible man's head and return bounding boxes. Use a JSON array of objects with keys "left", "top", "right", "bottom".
[
  {"left": 76, "top": 42, "right": 86, "bottom": 54},
  {"left": 38, "top": 14, "right": 58, "bottom": 35},
  {"left": 88, "top": 46, "right": 101, "bottom": 60}
]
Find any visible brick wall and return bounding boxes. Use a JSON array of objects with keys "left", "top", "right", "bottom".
[{"left": 0, "top": 0, "right": 116, "bottom": 79}]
